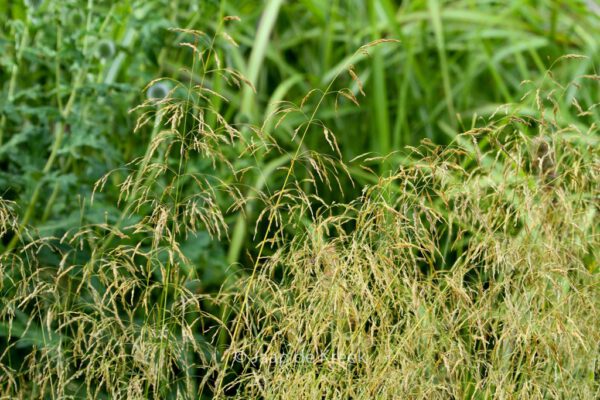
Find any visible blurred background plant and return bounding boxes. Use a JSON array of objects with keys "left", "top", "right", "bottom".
[{"left": 0, "top": 0, "right": 598, "bottom": 398}]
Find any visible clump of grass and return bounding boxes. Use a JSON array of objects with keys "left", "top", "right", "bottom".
[
  {"left": 0, "top": 12, "right": 598, "bottom": 400},
  {"left": 213, "top": 72, "right": 600, "bottom": 398},
  {"left": 0, "top": 18, "right": 261, "bottom": 398}
]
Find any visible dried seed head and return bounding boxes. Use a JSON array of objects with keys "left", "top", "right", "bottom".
[
  {"left": 147, "top": 82, "right": 170, "bottom": 100},
  {"left": 96, "top": 39, "right": 116, "bottom": 60}
]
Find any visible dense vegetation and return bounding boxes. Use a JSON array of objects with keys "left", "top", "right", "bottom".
[{"left": 0, "top": 1, "right": 599, "bottom": 398}]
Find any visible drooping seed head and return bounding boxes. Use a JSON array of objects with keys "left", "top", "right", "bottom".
[{"left": 95, "top": 39, "right": 116, "bottom": 60}]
